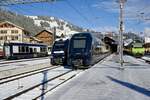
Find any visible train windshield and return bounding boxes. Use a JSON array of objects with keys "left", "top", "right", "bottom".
[
  {"left": 73, "top": 40, "right": 86, "bottom": 48},
  {"left": 52, "top": 42, "right": 65, "bottom": 51},
  {"left": 133, "top": 43, "right": 143, "bottom": 48}
]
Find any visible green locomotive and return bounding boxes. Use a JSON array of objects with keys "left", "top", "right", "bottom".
[
  {"left": 131, "top": 42, "right": 145, "bottom": 56},
  {"left": 124, "top": 40, "right": 145, "bottom": 57}
]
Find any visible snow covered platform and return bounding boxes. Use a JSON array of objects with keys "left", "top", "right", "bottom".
[{"left": 45, "top": 54, "right": 150, "bottom": 100}]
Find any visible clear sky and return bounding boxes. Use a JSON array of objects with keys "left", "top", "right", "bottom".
[{"left": 4, "top": 0, "right": 150, "bottom": 33}]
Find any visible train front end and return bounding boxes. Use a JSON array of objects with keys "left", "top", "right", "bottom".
[
  {"left": 131, "top": 42, "right": 145, "bottom": 57},
  {"left": 68, "top": 33, "right": 92, "bottom": 68},
  {"left": 51, "top": 39, "right": 69, "bottom": 65}
]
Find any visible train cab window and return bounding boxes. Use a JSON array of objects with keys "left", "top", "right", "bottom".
[
  {"left": 73, "top": 40, "right": 86, "bottom": 48},
  {"left": 133, "top": 43, "right": 143, "bottom": 48}
]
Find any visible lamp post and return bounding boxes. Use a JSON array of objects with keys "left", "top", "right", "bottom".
[{"left": 117, "top": 0, "right": 127, "bottom": 67}]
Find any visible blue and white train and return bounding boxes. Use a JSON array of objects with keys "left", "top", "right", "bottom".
[{"left": 51, "top": 38, "right": 69, "bottom": 65}]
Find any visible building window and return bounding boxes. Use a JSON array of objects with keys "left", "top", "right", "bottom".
[
  {"left": 11, "top": 36, "right": 15, "bottom": 40},
  {"left": 15, "top": 36, "right": 18, "bottom": 40},
  {"left": 4, "top": 36, "right": 7, "bottom": 40},
  {"left": 15, "top": 30, "right": 18, "bottom": 33},
  {"left": 0, "top": 30, "right": 7, "bottom": 34},
  {"left": 11, "top": 36, "right": 18, "bottom": 40},
  {"left": 11, "top": 30, "right": 18, "bottom": 34},
  {"left": 0, "top": 36, "right": 3, "bottom": 40},
  {"left": 11, "top": 30, "right": 15, "bottom": 34}
]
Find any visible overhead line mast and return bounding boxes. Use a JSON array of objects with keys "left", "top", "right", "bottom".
[{"left": 117, "top": 0, "right": 127, "bottom": 67}]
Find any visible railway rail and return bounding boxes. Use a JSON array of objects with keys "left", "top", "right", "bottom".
[
  {"left": 0, "top": 66, "right": 78, "bottom": 100},
  {"left": 0, "top": 65, "right": 57, "bottom": 84},
  {"left": 0, "top": 57, "right": 49, "bottom": 65},
  {"left": 11, "top": 70, "right": 77, "bottom": 100},
  {"left": 0, "top": 61, "right": 50, "bottom": 79},
  {"left": 0, "top": 53, "right": 110, "bottom": 100},
  {"left": 32, "top": 71, "right": 78, "bottom": 100}
]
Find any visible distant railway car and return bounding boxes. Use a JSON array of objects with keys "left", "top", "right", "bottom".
[
  {"left": 3, "top": 42, "right": 48, "bottom": 59},
  {"left": 131, "top": 42, "right": 145, "bottom": 57},
  {"left": 68, "top": 32, "right": 110, "bottom": 69},
  {"left": 51, "top": 38, "right": 69, "bottom": 65},
  {"left": 124, "top": 40, "right": 145, "bottom": 57}
]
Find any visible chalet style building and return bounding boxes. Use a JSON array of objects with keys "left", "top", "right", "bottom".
[
  {"left": 35, "top": 30, "right": 53, "bottom": 46},
  {"left": 29, "top": 36, "right": 42, "bottom": 44},
  {"left": 0, "top": 21, "right": 30, "bottom": 44}
]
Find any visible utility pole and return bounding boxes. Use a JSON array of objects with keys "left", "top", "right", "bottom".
[
  {"left": 118, "top": 0, "right": 127, "bottom": 67},
  {"left": 53, "top": 27, "right": 56, "bottom": 43}
]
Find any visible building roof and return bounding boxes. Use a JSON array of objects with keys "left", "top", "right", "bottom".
[
  {"left": 0, "top": 21, "right": 24, "bottom": 30},
  {"left": 35, "top": 30, "right": 53, "bottom": 37},
  {"left": 30, "top": 36, "right": 42, "bottom": 42}
]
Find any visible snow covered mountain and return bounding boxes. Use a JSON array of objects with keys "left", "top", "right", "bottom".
[{"left": 26, "top": 16, "right": 83, "bottom": 36}]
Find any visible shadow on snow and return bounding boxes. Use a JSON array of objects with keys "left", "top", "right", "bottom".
[{"left": 107, "top": 76, "right": 150, "bottom": 97}]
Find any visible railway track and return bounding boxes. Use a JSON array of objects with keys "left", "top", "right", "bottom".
[
  {"left": 0, "top": 57, "right": 49, "bottom": 65},
  {"left": 0, "top": 65, "right": 57, "bottom": 84},
  {"left": 11, "top": 70, "right": 77, "bottom": 100},
  {"left": 0, "top": 66, "right": 80, "bottom": 100},
  {"left": 32, "top": 71, "right": 78, "bottom": 100},
  {"left": 0, "top": 54, "right": 110, "bottom": 100},
  {"left": 0, "top": 61, "right": 51, "bottom": 79}
]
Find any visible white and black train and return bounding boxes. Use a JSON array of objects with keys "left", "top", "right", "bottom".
[{"left": 3, "top": 42, "right": 48, "bottom": 59}]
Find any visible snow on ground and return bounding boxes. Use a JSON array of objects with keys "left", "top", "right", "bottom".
[
  {"left": 0, "top": 58, "right": 51, "bottom": 80},
  {"left": 0, "top": 58, "right": 50, "bottom": 71},
  {"left": 44, "top": 54, "right": 150, "bottom": 100},
  {"left": 0, "top": 67, "right": 71, "bottom": 100}
]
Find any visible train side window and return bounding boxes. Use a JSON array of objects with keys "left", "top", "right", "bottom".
[
  {"left": 44, "top": 47, "right": 47, "bottom": 52},
  {"left": 19, "top": 46, "right": 22, "bottom": 53},
  {"left": 30, "top": 48, "right": 33, "bottom": 53},
  {"left": 41, "top": 47, "right": 46, "bottom": 52},
  {"left": 40, "top": 47, "right": 43, "bottom": 52},
  {"left": 26, "top": 47, "right": 29, "bottom": 53},
  {"left": 22, "top": 46, "right": 25, "bottom": 53},
  {"left": 34, "top": 48, "right": 37, "bottom": 53}
]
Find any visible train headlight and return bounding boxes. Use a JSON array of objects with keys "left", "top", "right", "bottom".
[{"left": 50, "top": 56, "right": 53, "bottom": 59}]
